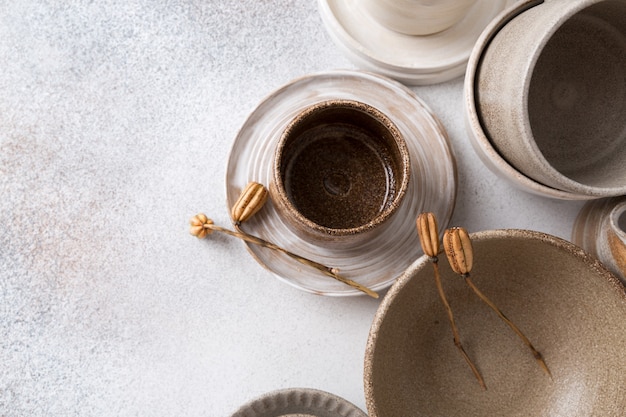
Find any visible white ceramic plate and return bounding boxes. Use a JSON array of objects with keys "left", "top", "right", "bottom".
[
  {"left": 318, "top": 0, "right": 512, "bottom": 85},
  {"left": 229, "top": 388, "right": 367, "bottom": 417},
  {"left": 225, "top": 70, "right": 457, "bottom": 296}
]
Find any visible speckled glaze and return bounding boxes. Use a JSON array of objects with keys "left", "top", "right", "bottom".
[
  {"left": 573, "top": 196, "right": 626, "bottom": 282},
  {"left": 475, "top": 0, "right": 626, "bottom": 197},
  {"left": 361, "top": 0, "right": 478, "bottom": 35},
  {"left": 226, "top": 70, "right": 457, "bottom": 296},
  {"left": 229, "top": 388, "right": 367, "bottom": 417},
  {"left": 364, "top": 229, "right": 626, "bottom": 416},
  {"left": 271, "top": 99, "right": 410, "bottom": 246}
]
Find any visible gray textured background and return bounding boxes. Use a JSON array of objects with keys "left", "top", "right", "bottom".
[{"left": 0, "top": 1, "right": 583, "bottom": 415}]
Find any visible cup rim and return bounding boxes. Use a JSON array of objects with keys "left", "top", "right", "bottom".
[
  {"left": 272, "top": 98, "right": 411, "bottom": 237},
  {"left": 610, "top": 201, "right": 626, "bottom": 239}
]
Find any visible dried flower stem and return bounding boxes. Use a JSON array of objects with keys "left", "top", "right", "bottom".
[
  {"left": 432, "top": 258, "right": 487, "bottom": 390},
  {"left": 417, "top": 213, "right": 486, "bottom": 389},
  {"left": 463, "top": 274, "right": 551, "bottom": 377},
  {"left": 203, "top": 222, "right": 379, "bottom": 298},
  {"left": 444, "top": 227, "right": 551, "bottom": 378}
]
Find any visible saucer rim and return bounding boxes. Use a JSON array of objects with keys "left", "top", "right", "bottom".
[{"left": 225, "top": 69, "right": 457, "bottom": 296}]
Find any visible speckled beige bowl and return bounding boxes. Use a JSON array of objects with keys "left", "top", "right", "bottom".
[
  {"left": 364, "top": 229, "right": 626, "bottom": 417},
  {"left": 475, "top": 0, "right": 626, "bottom": 197}
]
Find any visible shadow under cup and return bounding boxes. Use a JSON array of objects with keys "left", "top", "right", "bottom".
[{"left": 272, "top": 99, "right": 410, "bottom": 245}]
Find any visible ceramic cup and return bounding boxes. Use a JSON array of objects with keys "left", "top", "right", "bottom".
[
  {"left": 573, "top": 196, "right": 626, "bottom": 282},
  {"left": 476, "top": 0, "right": 626, "bottom": 197},
  {"left": 271, "top": 99, "right": 410, "bottom": 246},
  {"left": 361, "top": 0, "right": 479, "bottom": 35}
]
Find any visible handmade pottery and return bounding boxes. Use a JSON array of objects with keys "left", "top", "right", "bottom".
[
  {"left": 271, "top": 99, "right": 410, "bottom": 246},
  {"left": 229, "top": 388, "right": 367, "bottom": 417},
  {"left": 464, "top": 0, "right": 591, "bottom": 200},
  {"left": 572, "top": 196, "right": 626, "bottom": 282},
  {"left": 361, "top": 0, "right": 478, "bottom": 35},
  {"left": 226, "top": 70, "right": 456, "bottom": 296},
  {"left": 475, "top": 0, "right": 626, "bottom": 197},
  {"left": 364, "top": 229, "right": 626, "bottom": 416},
  {"left": 464, "top": 1, "right": 593, "bottom": 200},
  {"left": 318, "top": 0, "right": 512, "bottom": 85}
]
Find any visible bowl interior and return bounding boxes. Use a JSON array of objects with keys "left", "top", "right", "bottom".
[
  {"left": 528, "top": 0, "right": 626, "bottom": 189},
  {"left": 365, "top": 229, "right": 626, "bottom": 417}
]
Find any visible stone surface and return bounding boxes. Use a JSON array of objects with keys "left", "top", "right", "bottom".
[{"left": 0, "top": 1, "right": 585, "bottom": 416}]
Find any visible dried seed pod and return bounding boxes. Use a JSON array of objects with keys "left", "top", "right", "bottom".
[
  {"left": 231, "top": 182, "right": 268, "bottom": 224},
  {"left": 190, "top": 213, "right": 214, "bottom": 239},
  {"left": 416, "top": 212, "right": 440, "bottom": 258},
  {"left": 444, "top": 227, "right": 473, "bottom": 275}
]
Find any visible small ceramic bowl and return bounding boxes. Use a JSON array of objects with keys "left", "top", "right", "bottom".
[
  {"left": 229, "top": 388, "right": 367, "bottom": 417},
  {"left": 573, "top": 196, "right": 626, "bottom": 282},
  {"left": 471, "top": 0, "right": 626, "bottom": 197},
  {"left": 465, "top": 0, "right": 598, "bottom": 200},
  {"left": 364, "top": 229, "right": 626, "bottom": 416},
  {"left": 271, "top": 99, "right": 410, "bottom": 247}
]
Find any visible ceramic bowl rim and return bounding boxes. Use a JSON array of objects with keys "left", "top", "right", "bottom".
[
  {"left": 467, "top": 0, "right": 626, "bottom": 197},
  {"left": 463, "top": 0, "right": 626, "bottom": 200}
]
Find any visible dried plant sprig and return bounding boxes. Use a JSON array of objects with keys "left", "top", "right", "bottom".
[
  {"left": 416, "top": 213, "right": 486, "bottom": 389},
  {"left": 443, "top": 227, "right": 551, "bottom": 378},
  {"left": 231, "top": 182, "right": 269, "bottom": 225},
  {"left": 190, "top": 213, "right": 378, "bottom": 299}
]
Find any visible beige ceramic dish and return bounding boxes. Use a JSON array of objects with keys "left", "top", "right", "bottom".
[
  {"left": 573, "top": 196, "right": 626, "bottom": 282},
  {"left": 318, "top": 0, "right": 513, "bottom": 85},
  {"left": 476, "top": 0, "right": 626, "bottom": 197},
  {"left": 364, "top": 229, "right": 626, "bottom": 416},
  {"left": 230, "top": 388, "right": 367, "bottom": 417},
  {"left": 226, "top": 70, "right": 456, "bottom": 296},
  {"left": 464, "top": 0, "right": 598, "bottom": 200}
]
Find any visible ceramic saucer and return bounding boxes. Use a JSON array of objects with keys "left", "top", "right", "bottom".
[
  {"left": 318, "top": 0, "right": 513, "bottom": 85},
  {"left": 226, "top": 70, "right": 457, "bottom": 296},
  {"left": 229, "top": 388, "right": 367, "bottom": 417},
  {"left": 463, "top": 0, "right": 594, "bottom": 201}
]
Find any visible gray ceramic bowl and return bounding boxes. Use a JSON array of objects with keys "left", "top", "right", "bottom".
[
  {"left": 230, "top": 388, "right": 367, "bottom": 417},
  {"left": 364, "top": 229, "right": 626, "bottom": 416}
]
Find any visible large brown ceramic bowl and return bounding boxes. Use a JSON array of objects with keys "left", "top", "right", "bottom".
[{"left": 364, "top": 229, "right": 626, "bottom": 417}]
